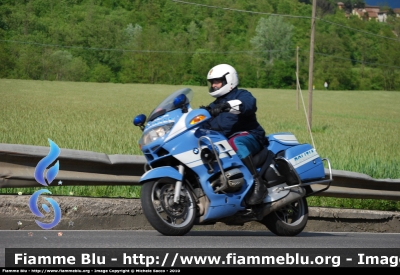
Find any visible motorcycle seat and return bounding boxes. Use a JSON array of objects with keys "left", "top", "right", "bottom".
[{"left": 228, "top": 132, "right": 269, "bottom": 168}]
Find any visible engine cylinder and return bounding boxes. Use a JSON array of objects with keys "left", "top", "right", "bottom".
[{"left": 210, "top": 168, "right": 245, "bottom": 193}]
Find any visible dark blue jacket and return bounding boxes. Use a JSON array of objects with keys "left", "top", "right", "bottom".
[{"left": 202, "top": 87, "right": 266, "bottom": 146}]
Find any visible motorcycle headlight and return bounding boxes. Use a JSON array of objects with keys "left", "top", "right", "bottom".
[{"left": 139, "top": 123, "right": 174, "bottom": 147}]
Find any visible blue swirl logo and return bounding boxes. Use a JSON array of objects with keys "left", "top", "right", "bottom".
[
  {"left": 29, "top": 189, "right": 62, "bottom": 230},
  {"left": 34, "top": 139, "right": 60, "bottom": 186},
  {"left": 29, "top": 139, "right": 62, "bottom": 230}
]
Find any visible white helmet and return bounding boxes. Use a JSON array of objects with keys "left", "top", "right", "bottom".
[{"left": 207, "top": 64, "right": 239, "bottom": 98}]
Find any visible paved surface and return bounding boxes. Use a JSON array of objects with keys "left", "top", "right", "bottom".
[{"left": 1, "top": 195, "right": 400, "bottom": 232}]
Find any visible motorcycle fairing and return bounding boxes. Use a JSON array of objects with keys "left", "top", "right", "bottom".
[
  {"left": 141, "top": 117, "right": 255, "bottom": 204},
  {"left": 142, "top": 108, "right": 212, "bottom": 165},
  {"left": 164, "top": 126, "right": 259, "bottom": 220},
  {"left": 164, "top": 108, "right": 212, "bottom": 144},
  {"left": 140, "top": 166, "right": 183, "bottom": 182},
  {"left": 172, "top": 130, "right": 255, "bottom": 211},
  {"left": 140, "top": 108, "right": 185, "bottom": 163},
  {"left": 173, "top": 140, "right": 235, "bottom": 169},
  {"left": 163, "top": 111, "right": 191, "bottom": 143},
  {"left": 184, "top": 108, "right": 212, "bottom": 126}
]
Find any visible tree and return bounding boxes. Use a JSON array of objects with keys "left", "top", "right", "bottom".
[
  {"left": 49, "top": 50, "right": 73, "bottom": 80},
  {"left": 250, "top": 16, "right": 294, "bottom": 86},
  {"left": 0, "top": 43, "right": 13, "bottom": 78},
  {"left": 342, "top": 0, "right": 365, "bottom": 13},
  {"left": 316, "top": 0, "right": 337, "bottom": 17},
  {"left": 187, "top": 21, "right": 199, "bottom": 42},
  {"left": 377, "top": 39, "right": 400, "bottom": 90},
  {"left": 298, "top": 0, "right": 339, "bottom": 15},
  {"left": 67, "top": 57, "right": 89, "bottom": 82},
  {"left": 119, "top": 23, "right": 143, "bottom": 83},
  {"left": 250, "top": 16, "right": 294, "bottom": 65},
  {"left": 387, "top": 16, "right": 400, "bottom": 41},
  {"left": 387, "top": 8, "right": 396, "bottom": 17},
  {"left": 90, "top": 63, "right": 114, "bottom": 83},
  {"left": 190, "top": 48, "right": 222, "bottom": 86}
]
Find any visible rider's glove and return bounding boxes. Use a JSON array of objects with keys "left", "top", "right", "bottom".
[
  {"left": 209, "top": 102, "right": 230, "bottom": 117},
  {"left": 199, "top": 105, "right": 211, "bottom": 111}
]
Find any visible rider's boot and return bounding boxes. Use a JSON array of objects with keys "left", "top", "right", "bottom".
[{"left": 242, "top": 154, "right": 269, "bottom": 205}]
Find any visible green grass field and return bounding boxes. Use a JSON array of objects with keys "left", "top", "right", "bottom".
[{"left": 1, "top": 79, "right": 400, "bottom": 210}]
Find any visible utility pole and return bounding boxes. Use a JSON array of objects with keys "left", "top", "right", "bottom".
[
  {"left": 307, "top": 0, "right": 316, "bottom": 131},
  {"left": 296, "top": 46, "right": 299, "bottom": 111}
]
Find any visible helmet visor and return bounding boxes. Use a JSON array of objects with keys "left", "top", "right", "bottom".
[{"left": 207, "top": 78, "right": 226, "bottom": 94}]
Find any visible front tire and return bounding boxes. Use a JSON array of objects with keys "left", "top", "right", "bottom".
[
  {"left": 141, "top": 178, "right": 196, "bottom": 236},
  {"left": 260, "top": 197, "right": 308, "bottom": 236}
]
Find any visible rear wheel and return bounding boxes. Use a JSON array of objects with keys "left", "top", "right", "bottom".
[
  {"left": 141, "top": 178, "right": 196, "bottom": 236},
  {"left": 260, "top": 197, "right": 308, "bottom": 236}
]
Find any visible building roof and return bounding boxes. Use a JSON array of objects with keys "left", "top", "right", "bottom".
[{"left": 368, "top": 11, "right": 378, "bottom": 18}]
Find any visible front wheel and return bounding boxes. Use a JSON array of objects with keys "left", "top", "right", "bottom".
[
  {"left": 260, "top": 197, "right": 308, "bottom": 236},
  {"left": 141, "top": 178, "right": 196, "bottom": 236}
]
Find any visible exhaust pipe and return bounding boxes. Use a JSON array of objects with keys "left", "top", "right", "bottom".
[{"left": 261, "top": 186, "right": 306, "bottom": 217}]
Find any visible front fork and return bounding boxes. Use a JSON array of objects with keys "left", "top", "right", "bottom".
[{"left": 173, "top": 164, "right": 185, "bottom": 203}]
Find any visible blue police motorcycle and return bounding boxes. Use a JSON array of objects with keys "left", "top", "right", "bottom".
[{"left": 133, "top": 88, "right": 332, "bottom": 236}]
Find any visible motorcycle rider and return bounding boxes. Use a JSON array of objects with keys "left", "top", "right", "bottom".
[{"left": 201, "top": 63, "right": 269, "bottom": 205}]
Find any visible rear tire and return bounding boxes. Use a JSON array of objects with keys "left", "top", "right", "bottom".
[
  {"left": 260, "top": 197, "right": 308, "bottom": 236},
  {"left": 141, "top": 178, "right": 196, "bottom": 236}
]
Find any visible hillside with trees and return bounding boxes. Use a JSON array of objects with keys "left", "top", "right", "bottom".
[{"left": 0, "top": 0, "right": 399, "bottom": 90}]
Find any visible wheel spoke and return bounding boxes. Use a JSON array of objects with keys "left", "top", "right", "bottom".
[
  {"left": 154, "top": 201, "right": 164, "bottom": 213},
  {"left": 276, "top": 201, "right": 304, "bottom": 224},
  {"left": 282, "top": 213, "right": 288, "bottom": 223},
  {"left": 151, "top": 182, "right": 195, "bottom": 228},
  {"left": 171, "top": 217, "right": 178, "bottom": 225},
  {"left": 156, "top": 207, "right": 164, "bottom": 214}
]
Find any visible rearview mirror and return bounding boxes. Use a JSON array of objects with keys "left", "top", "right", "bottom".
[{"left": 133, "top": 114, "right": 146, "bottom": 131}]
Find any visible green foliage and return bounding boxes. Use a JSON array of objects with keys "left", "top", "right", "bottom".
[
  {"left": 0, "top": 185, "right": 142, "bottom": 199},
  {"left": 0, "top": 43, "right": 13, "bottom": 77},
  {"left": 307, "top": 197, "right": 400, "bottom": 211},
  {"left": 90, "top": 63, "right": 114, "bottom": 82},
  {"left": 341, "top": 0, "right": 365, "bottom": 13},
  {"left": 0, "top": 0, "right": 399, "bottom": 89},
  {"left": 267, "top": 60, "right": 297, "bottom": 88},
  {"left": 249, "top": 15, "right": 295, "bottom": 88},
  {"left": 250, "top": 16, "right": 294, "bottom": 66}
]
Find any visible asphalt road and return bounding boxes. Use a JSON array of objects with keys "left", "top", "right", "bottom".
[{"left": 2, "top": 230, "right": 400, "bottom": 268}]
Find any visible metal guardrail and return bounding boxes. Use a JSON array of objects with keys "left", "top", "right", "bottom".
[{"left": 1, "top": 143, "right": 400, "bottom": 200}]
